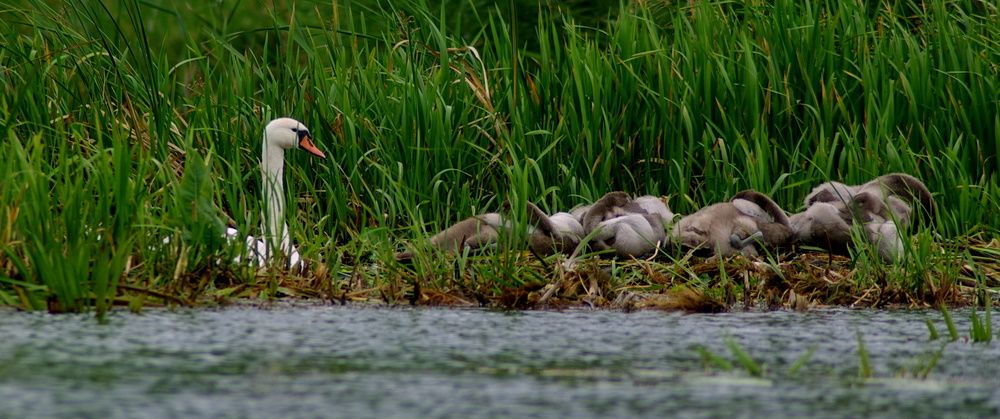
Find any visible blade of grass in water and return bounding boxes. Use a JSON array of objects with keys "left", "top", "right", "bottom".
[
  {"left": 857, "top": 330, "right": 872, "bottom": 379},
  {"left": 726, "top": 337, "right": 763, "bottom": 377},
  {"left": 941, "top": 306, "right": 959, "bottom": 341},
  {"left": 925, "top": 318, "right": 939, "bottom": 341}
]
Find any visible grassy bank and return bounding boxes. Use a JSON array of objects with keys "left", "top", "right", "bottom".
[{"left": 0, "top": 0, "right": 998, "bottom": 316}]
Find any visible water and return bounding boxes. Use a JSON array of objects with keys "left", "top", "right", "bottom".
[{"left": 1, "top": 304, "right": 999, "bottom": 418}]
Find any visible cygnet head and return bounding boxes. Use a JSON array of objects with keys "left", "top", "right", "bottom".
[{"left": 264, "top": 117, "right": 326, "bottom": 159}]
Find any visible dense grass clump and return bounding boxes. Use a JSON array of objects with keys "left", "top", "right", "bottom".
[{"left": 0, "top": 0, "right": 998, "bottom": 314}]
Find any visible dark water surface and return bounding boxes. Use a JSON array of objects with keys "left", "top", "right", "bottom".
[{"left": 1, "top": 304, "right": 999, "bottom": 418}]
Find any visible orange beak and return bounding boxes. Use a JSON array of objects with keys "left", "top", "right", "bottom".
[{"left": 298, "top": 135, "right": 326, "bottom": 159}]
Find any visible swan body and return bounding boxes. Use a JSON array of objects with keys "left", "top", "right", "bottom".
[
  {"left": 395, "top": 199, "right": 590, "bottom": 261},
  {"left": 802, "top": 173, "right": 933, "bottom": 225},
  {"left": 227, "top": 226, "right": 303, "bottom": 269},
  {"left": 629, "top": 195, "right": 675, "bottom": 223},
  {"left": 791, "top": 173, "right": 933, "bottom": 263},
  {"left": 393, "top": 212, "right": 512, "bottom": 261},
  {"left": 670, "top": 190, "right": 791, "bottom": 258},
  {"left": 246, "top": 117, "right": 325, "bottom": 268},
  {"left": 788, "top": 202, "right": 853, "bottom": 255},
  {"left": 582, "top": 192, "right": 673, "bottom": 259},
  {"left": 790, "top": 192, "right": 904, "bottom": 263},
  {"left": 393, "top": 192, "right": 674, "bottom": 261},
  {"left": 520, "top": 201, "right": 586, "bottom": 256},
  {"left": 851, "top": 192, "right": 905, "bottom": 262},
  {"left": 426, "top": 213, "right": 506, "bottom": 254}
]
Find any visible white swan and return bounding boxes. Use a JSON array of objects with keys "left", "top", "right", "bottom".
[{"left": 231, "top": 117, "right": 325, "bottom": 269}]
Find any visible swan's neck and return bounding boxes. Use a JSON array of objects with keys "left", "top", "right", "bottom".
[{"left": 262, "top": 142, "right": 292, "bottom": 257}]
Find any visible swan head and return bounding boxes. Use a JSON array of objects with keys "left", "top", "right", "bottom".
[{"left": 264, "top": 117, "right": 326, "bottom": 159}]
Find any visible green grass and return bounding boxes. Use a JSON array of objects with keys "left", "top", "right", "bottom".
[
  {"left": 857, "top": 330, "right": 873, "bottom": 378},
  {"left": 941, "top": 305, "right": 960, "bottom": 341},
  {"left": 970, "top": 306, "right": 993, "bottom": 343},
  {"left": 1, "top": 0, "right": 999, "bottom": 313},
  {"left": 725, "top": 336, "right": 763, "bottom": 377},
  {"left": 697, "top": 328, "right": 965, "bottom": 381}
]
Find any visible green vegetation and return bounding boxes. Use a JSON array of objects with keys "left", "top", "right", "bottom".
[
  {"left": 941, "top": 305, "right": 960, "bottom": 340},
  {"left": 725, "top": 335, "right": 763, "bottom": 377},
  {"left": 694, "top": 329, "right": 959, "bottom": 380},
  {"left": 970, "top": 305, "right": 993, "bottom": 342},
  {"left": 0, "top": 0, "right": 998, "bottom": 314},
  {"left": 857, "top": 330, "right": 873, "bottom": 378}
]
